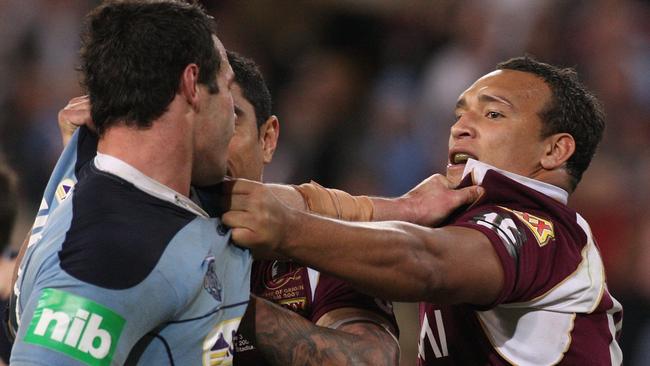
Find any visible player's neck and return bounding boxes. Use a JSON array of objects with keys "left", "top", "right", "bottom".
[
  {"left": 531, "top": 168, "right": 572, "bottom": 196},
  {"left": 97, "top": 110, "right": 193, "bottom": 197}
]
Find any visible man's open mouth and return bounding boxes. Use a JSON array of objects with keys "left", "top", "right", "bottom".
[{"left": 450, "top": 152, "right": 477, "bottom": 165}]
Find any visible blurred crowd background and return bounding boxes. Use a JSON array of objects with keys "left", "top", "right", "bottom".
[{"left": 1, "top": 0, "right": 648, "bottom": 364}]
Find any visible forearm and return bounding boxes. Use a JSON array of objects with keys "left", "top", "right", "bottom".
[
  {"left": 266, "top": 183, "right": 307, "bottom": 210},
  {"left": 280, "top": 209, "right": 442, "bottom": 302},
  {"left": 252, "top": 296, "right": 398, "bottom": 366},
  {"left": 266, "top": 179, "right": 476, "bottom": 226},
  {"left": 370, "top": 196, "right": 414, "bottom": 222}
]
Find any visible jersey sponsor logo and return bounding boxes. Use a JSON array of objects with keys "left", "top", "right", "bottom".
[
  {"left": 470, "top": 211, "right": 525, "bottom": 260},
  {"left": 278, "top": 297, "right": 307, "bottom": 312},
  {"left": 203, "top": 256, "right": 223, "bottom": 301},
  {"left": 203, "top": 317, "right": 241, "bottom": 366},
  {"left": 499, "top": 206, "right": 555, "bottom": 247},
  {"left": 418, "top": 310, "right": 448, "bottom": 360},
  {"left": 55, "top": 178, "right": 76, "bottom": 203},
  {"left": 24, "top": 288, "right": 125, "bottom": 366}
]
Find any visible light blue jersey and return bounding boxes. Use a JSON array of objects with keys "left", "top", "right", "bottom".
[{"left": 11, "top": 127, "right": 252, "bottom": 365}]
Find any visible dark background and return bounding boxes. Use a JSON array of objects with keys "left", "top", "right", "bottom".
[{"left": 1, "top": 1, "right": 648, "bottom": 364}]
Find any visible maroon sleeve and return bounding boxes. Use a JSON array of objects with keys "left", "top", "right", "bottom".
[
  {"left": 449, "top": 205, "right": 585, "bottom": 308},
  {"left": 309, "top": 272, "right": 399, "bottom": 337}
]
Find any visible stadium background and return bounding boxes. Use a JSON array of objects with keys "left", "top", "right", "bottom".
[{"left": 0, "top": 0, "right": 648, "bottom": 364}]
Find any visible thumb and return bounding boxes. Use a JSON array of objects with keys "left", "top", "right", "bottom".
[{"left": 455, "top": 185, "right": 484, "bottom": 206}]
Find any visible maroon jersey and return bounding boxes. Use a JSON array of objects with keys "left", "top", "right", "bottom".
[
  {"left": 234, "top": 260, "right": 399, "bottom": 365},
  {"left": 418, "top": 160, "right": 622, "bottom": 365}
]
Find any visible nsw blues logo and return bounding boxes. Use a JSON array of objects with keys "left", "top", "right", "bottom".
[{"left": 203, "top": 256, "right": 222, "bottom": 301}]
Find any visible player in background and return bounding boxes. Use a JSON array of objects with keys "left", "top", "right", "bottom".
[
  {"left": 9, "top": 1, "right": 251, "bottom": 365},
  {"left": 223, "top": 56, "right": 623, "bottom": 365},
  {"left": 217, "top": 51, "right": 401, "bottom": 365}
]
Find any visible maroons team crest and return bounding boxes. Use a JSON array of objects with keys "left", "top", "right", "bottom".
[
  {"left": 55, "top": 178, "right": 75, "bottom": 203},
  {"left": 499, "top": 207, "right": 555, "bottom": 247},
  {"left": 263, "top": 261, "right": 302, "bottom": 290},
  {"left": 203, "top": 318, "right": 240, "bottom": 366}
]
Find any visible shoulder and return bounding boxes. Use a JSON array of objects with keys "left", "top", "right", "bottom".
[{"left": 59, "top": 168, "right": 198, "bottom": 289}]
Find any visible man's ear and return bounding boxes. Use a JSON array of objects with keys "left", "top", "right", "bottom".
[
  {"left": 259, "top": 115, "right": 279, "bottom": 164},
  {"left": 179, "top": 63, "right": 201, "bottom": 110},
  {"left": 541, "top": 133, "right": 575, "bottom": 170}
]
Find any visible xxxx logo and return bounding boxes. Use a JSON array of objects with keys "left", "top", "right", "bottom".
[
  {"left": 24, "top": 288, "right": 125, "bottom": 366},
  {"left": 499, "top": 207, "right": 555, "bottom": 247}
]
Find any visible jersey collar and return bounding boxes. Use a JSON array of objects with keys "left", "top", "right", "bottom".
[
  {"left": 461, "top": 159, "right": 569, "bottom": 204},
  {"left": 94, "top": 153, "right": 209, "bottom": 218}
]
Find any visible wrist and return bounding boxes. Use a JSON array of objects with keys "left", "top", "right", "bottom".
[
  {"left": 278, "top": 206, "right": 303, "bottom": 256},
  {"left": 371, "top": 196, "right": 415, "bottom": 222}
]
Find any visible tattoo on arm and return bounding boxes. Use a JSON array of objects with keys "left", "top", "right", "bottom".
[{"left": 251, "top": 296, "right": 399, "bottom": 366}]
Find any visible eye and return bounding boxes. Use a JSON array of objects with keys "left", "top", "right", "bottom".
[
  {"left": 454, "top": 113, "right": 462, "bottom": 122},
  {"left": 486, "top": 111, "right": 503, "bottom": 119}
]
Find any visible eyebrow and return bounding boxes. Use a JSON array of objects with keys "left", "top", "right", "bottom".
[
  {"left": 455, "top": 93, "right": 515, "bottom": 110},
  {"left": 479, "top": 94, "right": 514, "bottom": 108},
  {"left": 455, "top": 98, "right": 466, "bottom": 109}
]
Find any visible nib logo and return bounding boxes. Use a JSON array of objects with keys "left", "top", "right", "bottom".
[{"left": 24, "top": 289, "right": 125, "bottom": 366}]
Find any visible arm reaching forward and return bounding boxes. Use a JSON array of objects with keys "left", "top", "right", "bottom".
[{"left": 222, "top": 179, "right": 502, "bottom": 304}]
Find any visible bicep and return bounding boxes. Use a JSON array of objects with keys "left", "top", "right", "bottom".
[{"left": 426, "top": 226, "right": 504, "bottom": 306}]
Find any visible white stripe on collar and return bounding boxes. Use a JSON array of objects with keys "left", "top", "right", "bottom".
[
  {"left": 94, "top": 153, "right": 209, "bottom": 217},
  {"left": 461, "top": 159, "right": 569, "bottom": 204}
]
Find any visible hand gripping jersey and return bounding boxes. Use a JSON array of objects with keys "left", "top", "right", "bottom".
[
  {"left": 233, "top": 260, "right": 400, "bottom": 365},
  {"left": 417, "top": 160, "right": 623, "bottom": 366},
  {"left": 10, "top": 127, "right": 252, "bottom": 365}
]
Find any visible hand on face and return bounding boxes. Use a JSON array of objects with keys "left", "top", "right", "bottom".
[
  {"left": 399, "top": 173, "right": 484, "bottom": 227},
  {"left": 221, "top": 178, "right": 293, "bottom": 258},
  {"left": 58, "top": 95, "right": 94, "bottom": 146}
]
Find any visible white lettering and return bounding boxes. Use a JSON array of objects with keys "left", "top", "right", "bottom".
[
  {"left": 34, "top": 308, "right": 70, "bottom": 342},
  {"left": 434, "top": 309, "right": 448, "bottom": 357},
  {"left": 78, "top": 314, "right": 111, "bottom": 359},
  {"left": 477, "top": 213, "right": 518, "bottom": 245},
  {"left": 418, "top": 311, "right": 448, "bottom": 360},
  {"left": 64, "top": 309, "right": 89, "bottom": 347},
  {"left": 33, "top": 307, "right": 111, "bottom": 359}
]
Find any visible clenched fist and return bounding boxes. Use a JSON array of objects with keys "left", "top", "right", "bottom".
[{"left": 221, "top": 179, "right": 298, "bottom": 259}]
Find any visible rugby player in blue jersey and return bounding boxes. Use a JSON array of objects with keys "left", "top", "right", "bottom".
[
  {"left": 53, "top": 51, "right": 403, "bottom": 365},
  {"left": 9, "top": 1, "right": 252, "bottom": 365}
]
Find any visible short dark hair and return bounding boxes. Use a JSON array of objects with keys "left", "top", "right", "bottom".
[
  {"left": 227, "top": 51, "right": 272, "bottom": 127},
  {"left": 80, "top": 0, "right": 220, "bottom": 136},
  {"left": 0, "top": 156, "right": 17, "bottom": 250},
  {"left": 497, "top": 56, "right": 605, "bottom": 190}
]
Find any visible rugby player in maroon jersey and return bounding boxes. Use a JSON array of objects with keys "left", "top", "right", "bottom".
[{"left": 224, "top": 56, "right": 623, "bottom": 365}]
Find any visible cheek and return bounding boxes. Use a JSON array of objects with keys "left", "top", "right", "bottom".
[{"left": 227, "top": 134, "right": 253, "bottom": 160}]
